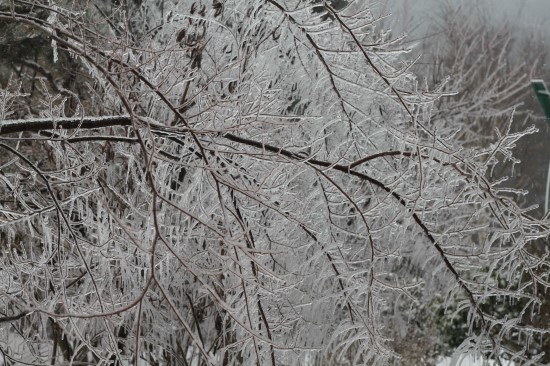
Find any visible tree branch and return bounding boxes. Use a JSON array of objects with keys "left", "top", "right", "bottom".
[
  {"left": 0, "top": 311, "right": 30, "bottom": 324},
  {"left": 0, "top": 115, "right": 132, "bottom": 135}
]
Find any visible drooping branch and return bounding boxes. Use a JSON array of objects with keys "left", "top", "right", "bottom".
[
  {"left": 0, "top": 112, "right": 489, "bottom": 334},
  {"left": 220, "top": 132, "right": 499, "bottom": 354}
]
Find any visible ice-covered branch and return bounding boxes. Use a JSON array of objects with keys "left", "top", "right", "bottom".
[{"left": 0, "top": 115, "right": 132, "bottom": 135}]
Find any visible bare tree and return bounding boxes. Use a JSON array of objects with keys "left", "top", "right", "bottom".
[
  {"left": 402, "top": 4, "right": 550, "bottom": 363},
  {"left": 0, "top": 1, "right": 549, "bottom": 365}
]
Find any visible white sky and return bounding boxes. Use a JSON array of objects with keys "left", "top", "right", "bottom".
[{"left": 382, "top": 0, "right": 550, "bottom": 36}]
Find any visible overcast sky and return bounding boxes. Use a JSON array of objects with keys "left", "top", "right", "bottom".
[{"left": 382, "top": 0, "right": 550, "bottom": 36}]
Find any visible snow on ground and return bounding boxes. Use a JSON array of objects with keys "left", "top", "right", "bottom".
[{"left": 437, "top": 353, "right": 516, "bottom": 366}]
